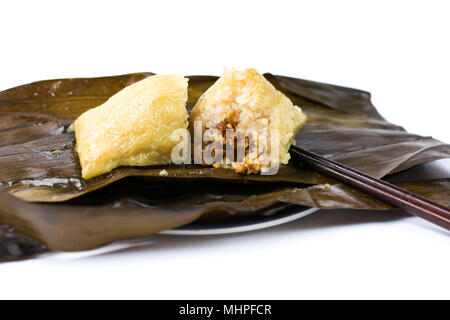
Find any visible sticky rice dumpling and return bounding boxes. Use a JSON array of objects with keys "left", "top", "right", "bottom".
[
  {"left": 74, "top": 74, "right": 189, "bottom": 179},
  {"left": 190, "top": 68, "right": 307, "bottom": 174}
]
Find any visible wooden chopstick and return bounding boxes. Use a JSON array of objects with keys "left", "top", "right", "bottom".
[{"left": 290, "top": 145, "right": 450, "bottom": 231}]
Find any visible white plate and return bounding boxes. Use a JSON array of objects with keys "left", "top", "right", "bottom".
[{"left": 161, "top": 206, "right": 319, "bottom": 235}]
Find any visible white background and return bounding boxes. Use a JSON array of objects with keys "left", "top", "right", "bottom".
[{"left": 0, "top": 0, "right": 449, "bottom": 299}]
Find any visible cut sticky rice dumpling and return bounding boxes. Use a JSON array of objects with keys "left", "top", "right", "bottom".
[
  {"left": 74, "top": 74, "right": 189, "bottom": 179},
  {"left": 190, "top": 68, "right": 307, "bottom": 174}
]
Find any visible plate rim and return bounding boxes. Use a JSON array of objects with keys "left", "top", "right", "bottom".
[{"left": 160, "top": 207, "right": 319, "bottom": 235}]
